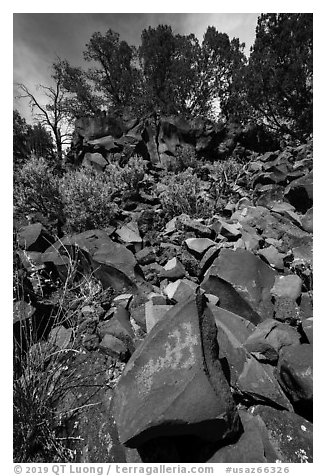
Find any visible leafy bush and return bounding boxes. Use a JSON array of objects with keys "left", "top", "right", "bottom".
[
  {"left": 174, "top": 144, "right": 198, "bottom": 171},
  {"left": 13, "top": 157, "right": 62, "bottom": 221},
  {"left": 104, "top": 155, "right": 147, "bottom": 192},
  {"left": 59, "top": 166, "right": 118, "bottom": 233},
  {"left": 158, "top": 168, "right": 214, "bottom": 219},
  {"left": 207, "top": 158, "right": 243, "bottom": 200},
  {"left": 120, "top": 155, "right": 148, "bottom": 189}
]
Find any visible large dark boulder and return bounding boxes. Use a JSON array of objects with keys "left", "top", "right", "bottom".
[
  {"left": 112, "top": 295, "right": 240, "bottom": 449},
  {"left": 276, "top": 343, "right": 313, "bottom": 419},
  {"left": 251, "top": 405, "right": 313, "bottom": 463},
  {"left": 211, "top": 304, "right": 293, "bottom": 410},
  {"left": 202, "top": 248, "right": 277, "bottom": 324},
  {"left": 41, "top": 229, "right": 144, "bottom": 293},
  {"left": 284, "top": 171, "right": 313, "bottom": 213},
  {"left": 208, "top": 410, "right": 268, "bottom": 463}
]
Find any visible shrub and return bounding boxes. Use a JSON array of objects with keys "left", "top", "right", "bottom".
[
  {"left": 174, "top": 144, "right": 198, "bottom": 171},
  {"left": 13, "top": 157, "right": 62, "bottom": 222},
  {"left": 13, "top": 248, "right": 114, "bottom": 462},
  {"left": 59, "top": 167, "right": 118, "bottom": 233},
  {"left": 207, "top": 158, "right": 243, "bottom": 200},
  {"left": 104, "top": 155, "right": 147, "bottom": 192},
  {"left": 158, "top": 168, "right": 214, "bottom": 219},
  {"left": 120, "top": 155, "right": 147, "bottom": 189}
]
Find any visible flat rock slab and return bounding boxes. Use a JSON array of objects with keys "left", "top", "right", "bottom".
[
  {"left": 112, "top": 296, "right": 240, "bottom": 448},
  {"left": 207, "top": 249, "right": 276, "bottom": 324},
  {"left": 251, "top": 405, "right": 313, "bottom": 463}
]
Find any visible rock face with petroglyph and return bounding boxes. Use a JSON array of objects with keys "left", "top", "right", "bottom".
[{"left": 112, "top": 295, "right": 240, "bottom": 448}]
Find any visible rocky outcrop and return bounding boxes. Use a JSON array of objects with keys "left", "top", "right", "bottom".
[{"left": 68, "top": 114, "right": 279, "bottom": 169}]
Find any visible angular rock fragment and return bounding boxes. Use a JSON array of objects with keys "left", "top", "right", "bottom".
[
  {"left": 98, "top": 307, "right": 135, "bottom": 354},
  {"left": 135, "top": 247, "right": 156, "bottom": 265},
  {"left": 48, "top": 326, "right": 72, "bottom": 350},
  {"left": 160, "top": 257, "right": 186, "bottom": 280},
  {"left": 116, "top": 221, "right": 142, "bottom": 244},
  {"left": 211, "top": 219, "right": 242, "bottom": 241},
  {"left": 209, "top": 304, "right": 255, "bottom": 344},
  {"left": 112, "top": 296, "right": 240, "bottom": 448},
  {"left": 163, "top": 279, "right": 197, "bottom": 302},
  {"left": 203, "top": 248, "right": 276, "bottom": 324},
  {"left": 178, "top": 216, "right": 212, "bottom": 237},
  {"left": 299, "top": 293, "right": 313, "bottom": 320},
  {"left": 208, "top": 410, "right": 267, "bottom": 463},
  {"left": 202, "top": 275, "right": 261, "bottom": 325},
  {"left": 277, "top": 343, "right": 313, "bottom": 410},
  {"left": 147, "top": 292, "right": 167, "bottom": 305},
  {"left": 42, "top": 229, "right": 141, "bottom": 292},
  {"left": 185, "top": 238, "right": 216, "bottom": 258},
  {"left": 199, "top": 245, "right": 222, "bottom": 276},
  {"left": 292, "top": 242, "right": 313, "bottom": 268},
  {"left": 17, "top": 223, "right": 54, "bottom": 252},
  {"left": 244, "top": 319, "right": 301, "bottom": 363},
  {"left": 99, "top": 334, "right": 129, "bottom": 361},
  {"left": 271, "top": 275, "right": 303, "bottom": 301},
  {"left": 301, "top": 207, "right": 313, "bottom": 233},
  {"left": 239, "top": 229, "right": 261, "bottom": 252},
  {"left": 273, "top": 296, "right": 301, "bottom": 323},
  {"left": 205, "top": 293, "right": 220, "bottom": 306},
  {"left": 251, "top": 405, "right": 313, "bottom": 463},
  {"left": 301, "top": 317, "right": 313, "bottom": 344},
  {"left": 112, "top": 294, "right": 133, "bottom": 309},
  {"left": 271, "top": 201, "right": 296, "bottom": 214},
  {"left": 212, "top": 307, "right": 292, "bottom": 410},
  {"left": 284, "top": 171, "right": 313, "bottom": 213},
  {"left": 83, "top": 152, "right": 108, "bottom": 171},
  {"left": 258, "top": 246, "right": 285, "bottom": 270}
]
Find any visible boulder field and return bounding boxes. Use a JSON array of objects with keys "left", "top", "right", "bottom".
[{"left": 14, "top": 136, "right": 313, "bottom": 463}]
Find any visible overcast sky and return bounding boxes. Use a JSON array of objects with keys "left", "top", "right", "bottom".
[{"left": 13, "top": 13, "right": 259, "bottom": 123}]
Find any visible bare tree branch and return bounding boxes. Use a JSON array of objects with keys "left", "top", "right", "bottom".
[{"left": 15, "top": 79, "right": 73, "bottom": 160}]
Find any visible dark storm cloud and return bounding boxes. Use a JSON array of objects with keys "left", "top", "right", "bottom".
[{"left": 13, "top": 13, "right": 259, "bottom": 121}]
